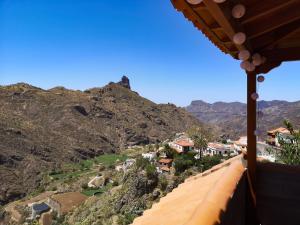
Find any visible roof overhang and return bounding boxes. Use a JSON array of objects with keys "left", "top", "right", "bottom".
[{"left": 171, "top": 0, "right": 300, "bottom": 74}]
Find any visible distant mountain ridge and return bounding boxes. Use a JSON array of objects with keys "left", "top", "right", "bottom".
[
  {"left": 0, "top": 77, "right": 204, "bottom": 205},
  {"left": 187, "top": 100, "right": 300, "bottom": 139}
]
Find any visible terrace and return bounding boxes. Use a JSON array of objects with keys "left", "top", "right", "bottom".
[{"left": 132, "top": 0, "right": 300, "bottom": 224}]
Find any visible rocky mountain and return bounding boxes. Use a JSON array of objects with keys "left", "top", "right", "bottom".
[
  {"left": 0, "top": 76, "right": 202, "bottom": 205},
  {"left": 187, "top": 100, "right": 300, "bottom": 139}
]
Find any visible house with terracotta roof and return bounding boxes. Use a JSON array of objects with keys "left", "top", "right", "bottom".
[
  {"left": 157, "top": 158, "right": 173, "bottom": 173},
  {"left": 158, "top": 158, "right": 173, "bottom": 167},
  {"left": 204, "top": 142, "right": 237, "bottom": 157},
  {"left": 266, "top": 127, "right": 291, "bottom": 146},
  {"left": 169, "top": 139, "right": 194, "bottom": 153}
]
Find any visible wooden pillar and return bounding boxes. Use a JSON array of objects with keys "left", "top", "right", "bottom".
[{"left": 247, "top": 72, "right": 257, "bottom": 191}]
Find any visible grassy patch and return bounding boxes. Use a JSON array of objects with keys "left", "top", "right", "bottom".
[
  {"left": 49, "top": 154, "right": 127, "bottom": 181},
  {"left": 81, "top": 184, "right": 112, "bottom": 197},
  {"left": 93, "top": 154, "right": 128, "bottom": 166},
  {"left": 81, "top": 188, "right": 104, "bottom": 197}
]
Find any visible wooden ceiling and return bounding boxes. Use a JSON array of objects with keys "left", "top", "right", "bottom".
[{"left": 171, "top": 0, "right": 300, "bottom": 74}]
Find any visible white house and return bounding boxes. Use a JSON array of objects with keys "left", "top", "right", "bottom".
[
  {"left": 203, "top": 143, "right": 237, "bottom": 157},
  {"left": 267, "top": 127, "right": 292, "bottom": 147},
  {"left": 142, "top": 152, "right": 156, "bottom": 161},
  {"left": 169, "top": 139, "right": 194, "bottom": 153}
]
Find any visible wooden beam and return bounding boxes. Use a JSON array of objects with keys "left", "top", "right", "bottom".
[
  {"left": 251, "top": 19, "right": 300, "bottom": 51},
  {"left": 255, "top": 61, "right": 282, "bottom": 74},
  {"left": 202, "top": 0, "right": 252, "bottom": 52},
  {"left": 171, "top": 0, "right": 232, "bottom": 54},
  {"left": 242, "top": 0, "right": 297, "bottom": 25},
  {"left": 261, "top": 47, "right": 300, "bottom": 62},
  {"left": 247, "top": 72, "right": 257, "bottom": 193},
  {"left": 245, "top": 1, "right": 300, "bottom": 39}
]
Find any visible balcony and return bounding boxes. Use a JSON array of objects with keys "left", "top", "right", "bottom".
[
  {"left": 132, "top": 154, "right": 300, "bottom": 225},
  {"left": 132, "top": 1, "right": 300, "bottom": 223}
]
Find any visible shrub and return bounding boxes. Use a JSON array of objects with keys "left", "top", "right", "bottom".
[
  {"left": 197, "top": 155, "right": 222, "bottom": 171},
  {"left": 108, "top": 164, "right": 115, "bottom": 169},
  {"left": 145, "top": 164, "right": 157, "bottom": 179},
  {"left": 81, "top": 183, "right": 88, "bottom": 189},
  {"left": 278, "top": 120, "right": 300, "bottom": 165},
  {"left": 112, "top": 181, "right": 119, "bottom": 186},
  {"left": 49, "top": 170, "right": 62, "bottom": 176},
  {"left": 164, "top": 144, "right": 175, "bottom": 159},
  {"left": 118, "top": 212, "right": 136, "bottom": 225},
  {"left": 135, "top": 156, "right": 150, "bottom": 169},
  {"left": 158, "top": 175, "right": 168, "bottom": 191},
  {"left": 174, "top": 157, "right": 194, "bottom": 175}
]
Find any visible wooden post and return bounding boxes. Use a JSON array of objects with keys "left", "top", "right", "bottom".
[{"left": 247, "top": 71, "right": 257, "bottom": 191}]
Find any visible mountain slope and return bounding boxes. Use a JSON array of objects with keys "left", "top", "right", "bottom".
[
  {"left": 0, "top": 78, "right": 202, "bottom": 205},
  {"left": 187, "top": 100, "right": 300, "bottom": 139}
]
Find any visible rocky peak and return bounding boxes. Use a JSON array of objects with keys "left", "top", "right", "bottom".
[{"left": 117, "top": 76, "right": 131, "bottom": 90}]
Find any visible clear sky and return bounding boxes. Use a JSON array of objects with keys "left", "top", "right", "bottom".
[{"left": 1, "top": 0, "right": 299, "bottom": 106}]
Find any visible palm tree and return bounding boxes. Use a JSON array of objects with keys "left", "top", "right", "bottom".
[{"left": 192, "top": 134, "right": 207, "bottom": 160}]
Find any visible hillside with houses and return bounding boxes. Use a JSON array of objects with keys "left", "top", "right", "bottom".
[
  {"left": 2, "top": 125, "right": 288, "bottom": 225},
  {"left": 0, "top": 77, "right": 207, "bottom": 206}
]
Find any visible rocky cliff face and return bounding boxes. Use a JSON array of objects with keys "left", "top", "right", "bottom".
[
  {"left": 0, "top": 78, "right": 202, "bottom": 205},
  {"left": 187, "top": 100, "right": 300, "bottom": 139}
]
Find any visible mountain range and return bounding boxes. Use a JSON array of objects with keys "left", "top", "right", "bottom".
[
  {"left": 0, "top": 77, "right": 202, "bottom": 205},
  {"left": 186, "top": 100, "right": 300, "bottom": 139}
]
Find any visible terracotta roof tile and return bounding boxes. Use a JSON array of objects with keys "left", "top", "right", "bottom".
[
  {"left": 132, "top": 155, "right": 245, "bottom": 225},
  {"left": 158, "top": 158, "right": 173, "bottom": 164},
  {"left": 160, "top": 166, "right": 171, "bottom": 172},
  {"left": 175, "top": 140, "right": 194, "bottom": 147},
  {"left": 268, "top": 127, "right": 290, "bottom": 135}
]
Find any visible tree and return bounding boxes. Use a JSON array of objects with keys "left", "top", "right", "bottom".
[
  {"left": 174, "top": 156, "right": 194, "bottom": 175},
  {"left": 196, "top": 155, "right": 222, "bottom": 171},
  {"left": 187, "top": 126, "right": 213, "bottom": 142},
  {"left": 278, "top": 120, "right": 300, "bottom": 165},
  {"left": 191, "top": 134, "right": 207, "bottom": 160},
  {"left": 163, "top": 144, "right": 175, "bottom": 159},
  {"left": 187, "top": 126, "right": 209, "bottom": 160}
]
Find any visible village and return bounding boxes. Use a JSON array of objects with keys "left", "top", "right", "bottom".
[{"left": 3, "top": 126, "right": 290, "bottom": 225}]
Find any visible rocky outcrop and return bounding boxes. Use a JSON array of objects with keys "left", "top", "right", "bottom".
[{"left": 117, "top": 76, "right": 131, "bottom": 89}]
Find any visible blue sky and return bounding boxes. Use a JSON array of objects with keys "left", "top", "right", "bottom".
[{"left": 1, "top": 0, "right": 299, "bottom": 106}]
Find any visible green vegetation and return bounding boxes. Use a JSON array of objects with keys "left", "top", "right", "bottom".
[
  {"left": 145, "top": 164, "right": 157, "bottom": 179},
  {"left": 174, "top": 152, "right": 195, "bottom": 175},
  {"left": 118, "top": 212, "right": 136, "bottom": 225},
  {"left": 163, "top": 144, "right": 176, "bottom": 159},
  {"left": 135, "top": 156, "right": 157, "bottom": 178},
  {"left": 187, "top": 125, "right": 213, "bottom": 142},
  {"left": 93, "top": 154, "right": 128, "bottom": 167},
  {"left": 135, "top": 156, "right": 151, "bottom": 169},
  {"left": 49, "top": 154, "right": 127, "bottom": 181},
  {"left": 278, "top": 120, "right": 300, "bottom": 165},
  {"left": 50, "top": 170, "right": 96, "bottom": 181},
  {"left": 174, "top": 152, "right": 222, "bottom": 175},
  {"left": 158, "top": 175, "right": 168, "bottom": 191},
  {"left": 196, "top": 155, "right": 223, "bottom": 171},
  {"left": 81, "top": 187, "right": 105, "bottom": 197},
  {"left": 188, "top": 126, "right": 208, "bottom": 160}
]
